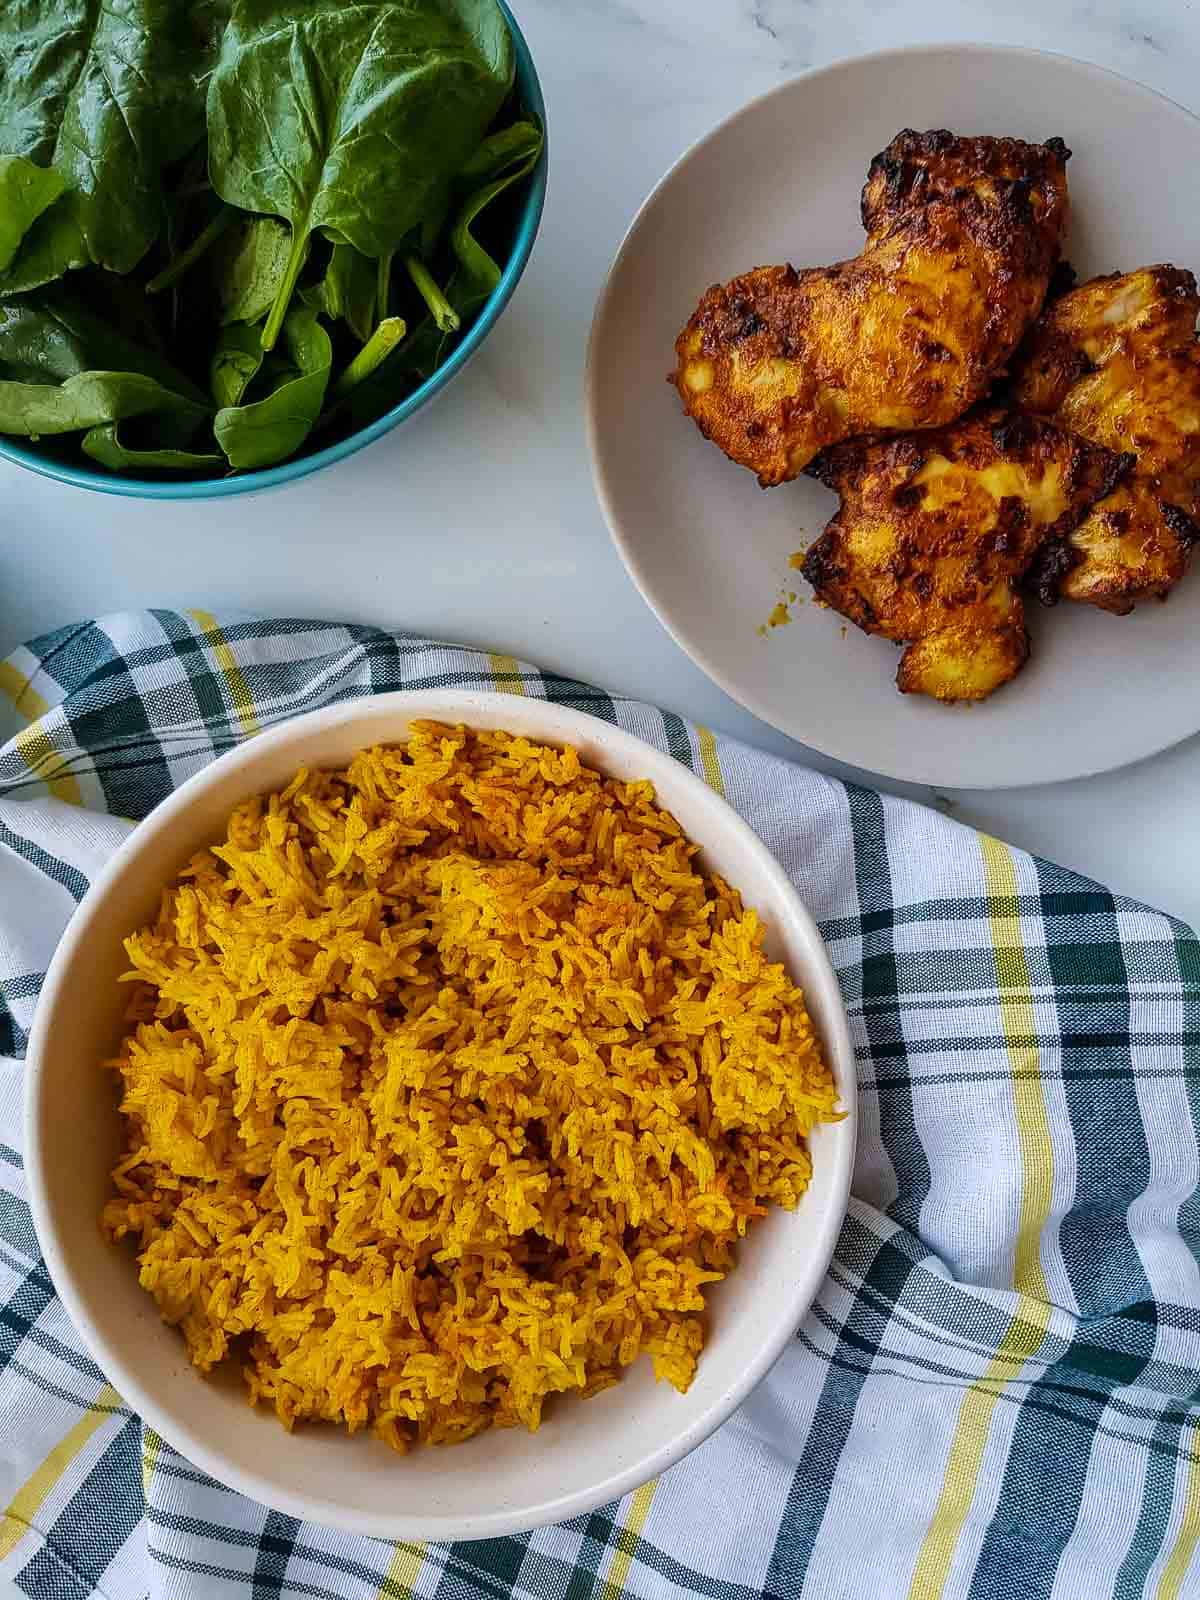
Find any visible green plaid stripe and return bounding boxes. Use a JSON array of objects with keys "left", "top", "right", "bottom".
[{"left": 2, "top": 610, "right": 1200, "bottom": 1600}]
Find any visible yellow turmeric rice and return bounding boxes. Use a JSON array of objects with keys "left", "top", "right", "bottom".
[{"left": 102, "top": 723, "right": 839, "bottom": 1450}]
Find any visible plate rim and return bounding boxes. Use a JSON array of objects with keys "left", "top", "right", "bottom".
[{"left": 585, "top": 41, "right": 1200, "bottom": 791}]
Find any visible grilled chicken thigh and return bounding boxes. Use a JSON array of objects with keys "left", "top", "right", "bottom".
[
  {"left": 801, "top": 409, "right": 1128, "bottom": 701},
  {"left": 1010, "top": 264, "right": 1200, "bottom": 611},
  {"left": 672, "top": 130, "right": 1071, "bottom": 486}
]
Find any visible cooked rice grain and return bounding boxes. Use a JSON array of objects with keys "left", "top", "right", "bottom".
[{"left": 103, "top": 724, "right": 839, "bottom": 1450}]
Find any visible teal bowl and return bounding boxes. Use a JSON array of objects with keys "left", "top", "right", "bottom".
[{"left": 0, "top": 0, "right": 546, "bottom": 500}]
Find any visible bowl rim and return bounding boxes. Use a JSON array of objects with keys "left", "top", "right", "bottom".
[
  {"left": 24, "top": 689, "right": 856, "bottom": 1541},
  {"left": 0, "top": 0, "right": 547, "bottom": 501}
]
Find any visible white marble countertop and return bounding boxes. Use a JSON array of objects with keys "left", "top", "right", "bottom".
[{"left": 3, "top": 0, "right": 1200, "bottom": 927}]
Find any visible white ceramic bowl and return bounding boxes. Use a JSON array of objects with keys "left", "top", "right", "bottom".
[{"left": 25, "top": 691, "right": 855, "bottom": 1542}]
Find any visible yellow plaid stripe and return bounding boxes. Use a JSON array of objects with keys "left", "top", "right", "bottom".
[
  {"left": 141, "top": 1426, "right": 162, "bottom": 1500},
  {"left": 0, "top": 1384, "right": 121, "bottom": 1560},
  {"left": 0, "top": 659, "right": 39, "bottom": 726},
  {"left": 980, "top": 836, "right": 1054, "bottom": 1303},
  {"left": 488, "top": 652, "right": 526, "bottom": 696},
  {"left": 907, "top": 838, "right": 1055, "bottom": 1599},
  {"left": 0, "top": 660, "right": 82, "bottom": 805},
  {"left": 598, "top": 1479, "right": 658, "bottom": 1600},
  {"left": 1157, "top": 1426, "right": 1200, "bottom": 1599},
  {"left": 696, "top": 727, "right": 725, "bottom": 797},
  {"left": 906, "top": 1305, "right": 1051, "bottom": 1598},
  {"left": 2, "top": 722, "right": 82, "bottom": 806},
  {"left": 379, "top": 1539, "right": 426, "bottom": 1600},
  {"left": 188, "top": 609, "right": 260, "bottom": 739}
]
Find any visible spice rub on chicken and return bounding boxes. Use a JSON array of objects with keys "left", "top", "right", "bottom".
[
  {"left": 801, "top": 409, "right": 1129, "bottom": 702},
  {"left": 1010, "top": 264, "right": 1200, "bottom": 612},
  {"left": 672, "top": 130, "right": 1071, "bottom": 487}
]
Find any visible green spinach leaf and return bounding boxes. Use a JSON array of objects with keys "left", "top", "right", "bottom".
[
  {"left": 210, "top": 320, "right": 265, "bottom": 408},
  {"left": 407, "top": 119, "right": 544, "bottom": 371},
  {"left": 418, "top": 181, "right": 453, "bottom": 260},
  {"left": 214, "top": 306, "right": 331, "bottom": 468},
  {"left": 207, "top": 0, "right": 513, "bottom": 347},
  {"left": 81, "top": 424, "right": 221, "bottom": 472},
  {"left": 447, "top": 119, "right": 544, "bottom": 312},
  {"left": 339, "top": 118, "right": 541, "bottom": 431},
  {"left": 0, "top": 0, "right": 216, "bottom": 277},
  {"left": 412, "top": 117, "right": 543, "bottom": 367},
  {"left": 303, "top": 243, "right": 378, "bottom": 343},
  {"left": 0, "top": 157, "right": 66, "bottom": 273},
  {"left": 0, "top": 370, "right": 207, "bottom": 437},
  {"left": 0, "top": 289, "right": 207, "bottom": 400},
  {"left": 212, "top": 216, "right": 293, "bottom": 325},
  {"left": 0, "top": 201, "right": 89, "bottom": 296},
  {"left": 458, "top": 120, "right": 545, "bottom": 186}
]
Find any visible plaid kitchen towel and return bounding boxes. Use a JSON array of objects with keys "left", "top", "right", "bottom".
[{"left": 1, "top": 609, "right": 1199, "bottom": 1600}]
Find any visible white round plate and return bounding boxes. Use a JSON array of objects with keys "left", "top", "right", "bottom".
[{"left": 587, "top": 45, "right": 1200, "bottom": 789}]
